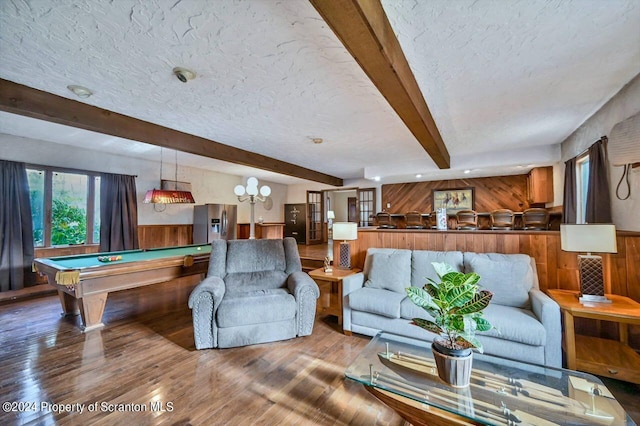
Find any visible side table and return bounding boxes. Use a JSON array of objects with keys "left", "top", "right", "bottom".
[
  {"left": 308, "top": 267, "right": 360, "bottom": 330},
  {"left": 548, "top": 289, "right": 640, "bottom": 384}
]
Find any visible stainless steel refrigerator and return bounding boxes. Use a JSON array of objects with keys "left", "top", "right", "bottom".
[{"left": 193, "top": 204, "right": 237, "bottom": 243}]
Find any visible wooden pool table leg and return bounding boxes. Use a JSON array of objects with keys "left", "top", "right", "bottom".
[
  {"left": 78, "top": 293, "right": 108, "bottom": 332},
  {"left": 58, "top": 290, "right": 80, "bottom": 316}
]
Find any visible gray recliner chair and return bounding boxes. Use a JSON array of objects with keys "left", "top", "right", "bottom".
[{"left": 189, "top": 237, "right": 320, "bottom": 349}]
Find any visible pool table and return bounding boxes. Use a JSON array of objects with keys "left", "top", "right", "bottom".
[{"left": 33, "top": 244, "right": 211, "bottom": 331}]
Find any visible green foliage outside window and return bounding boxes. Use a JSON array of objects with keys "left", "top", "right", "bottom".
[{"left": 51, "top": 199, "right": 87, "bottom": 245}]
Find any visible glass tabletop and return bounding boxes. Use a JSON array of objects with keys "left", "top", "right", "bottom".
[{"left": 345, "top": 332, "right": 634, "bottom": 426}]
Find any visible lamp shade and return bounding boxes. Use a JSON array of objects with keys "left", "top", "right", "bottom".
[
  {"left": 333, "top": 222, "right": 357, "bottom": 241},
  {"left": 143, "top": 189, "right": 195, "bottom": 204},
  {"left": 560, "top": 224, "right": 617, "bottom": 253},
  {"left": 327, "top": 210, "right": 335, "bottom": 220}
]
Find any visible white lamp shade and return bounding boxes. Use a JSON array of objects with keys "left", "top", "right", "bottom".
[
  {"left": 260, "top": 185, "right": 271, "bottom": 197},
  {"left": 234, "top": 185, "right": 245, "bottom": 196},
  {"left": 247, "top": 177, "right": 258, "bottom": 187},
  {"left": 333, "top": 222, "right": 358, "bottom": 241},
  {"left": 327, "top": 210, "right": 335, "bottom": 220},
  {"left": 560, "top": 224, "right": 617, "bottom": 253},
  {"left": 246, "top": 185, "right": 258, "bottom": 196}
]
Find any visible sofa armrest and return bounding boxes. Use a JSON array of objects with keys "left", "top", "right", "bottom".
[
  {"left": 288, "top": 271, "right": 320, "bottom": 336},
  {"left": 287, "top": 271, "right": 320, "bottom": 299},
  {"left": 530, "top": 289, "right": 562, "bottom": 368},
  {"left": 188, "top": 276, "right": 226, "bottom": 349},
  {"left": 343, "top": 272, "right": 366, "bottom": 295},
  {"left": 342, "top": 272, "right": 366, "bottom": 333}
]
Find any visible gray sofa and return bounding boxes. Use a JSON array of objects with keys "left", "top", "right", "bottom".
[
  {"left": 342, "top": 248, "right": 562, "bottom": 368},
  {"left": 189, "top": 238, "right": 320, "bottom": 349}
]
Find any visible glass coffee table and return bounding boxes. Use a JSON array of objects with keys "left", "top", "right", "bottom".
[{"left": 345, "top": 333, "right": 634, "bottom": 426}]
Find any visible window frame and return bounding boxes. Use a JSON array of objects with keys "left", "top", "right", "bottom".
[
  {"left": 575, "top": 152, "right": 590, "bottom": 224},
  {"left": 26, "top": 163, "right": 101, "bottom": 248}
]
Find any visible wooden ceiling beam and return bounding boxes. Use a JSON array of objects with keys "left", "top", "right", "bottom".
[
  {"left": 310, "top": 0, "right": 450, "bottom": 169},
  {"left": 0, "top": 79, "right": 344, "bottom": 187}
]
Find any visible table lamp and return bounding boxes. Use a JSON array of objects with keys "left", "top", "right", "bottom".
[
  {"left": 333, "top": 222, "right": 358, "bottom": 269},
  {"left": 560, "top": 224, "right": 617, "bottom": 303}
]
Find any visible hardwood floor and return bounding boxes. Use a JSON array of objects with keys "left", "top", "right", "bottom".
[
  {"left": 0, "top": 277, "right": 402, "bottom": 426},
  {"left": 1, "top": 276, "right": 638, "bottom": 425}
]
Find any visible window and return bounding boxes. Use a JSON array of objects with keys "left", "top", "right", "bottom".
[
  {"left": 576, "top": 153, "right": 590, "bottom": 224},
  {"left": 26, "top": 165, "right": 101, "bottom": 247},
  {"left": 358, "top": 188, "right": 376, "bottom": 227}
]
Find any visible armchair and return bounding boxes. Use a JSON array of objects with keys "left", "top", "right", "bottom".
[{"left": 189, "top": 238, "right": 319, "bottom": 349}]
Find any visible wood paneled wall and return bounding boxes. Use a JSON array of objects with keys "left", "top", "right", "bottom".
[
  {"left": 382, "top": 174, "right": 530, "bottom": 214},
  {"left": 335, "top": 229, "right": 640, "bottom": 347},
  {"left": 137, "top": 224, "right": 193, "bottom": 249}
]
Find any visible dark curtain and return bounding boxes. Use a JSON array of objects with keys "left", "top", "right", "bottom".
[
  {"left": 585, "top": 138, "right": 612, "bottom": 223},
  {"left": 100, "top": 173, "right": 139, "bottom": 252},
  {"left": 0, "top": 160, "right": 34, "bottom": 291},
  {"left": 562, "top": 157, "right": 577, "bottom": 224}
]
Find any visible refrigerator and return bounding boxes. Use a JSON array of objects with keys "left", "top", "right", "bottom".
[{"left": 193, "top": 204, "right": 237, "bottom": 243}]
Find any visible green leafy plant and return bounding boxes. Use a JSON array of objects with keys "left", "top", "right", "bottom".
[{"left": 406, "top": 262, "right": 493, "bottom": 353}]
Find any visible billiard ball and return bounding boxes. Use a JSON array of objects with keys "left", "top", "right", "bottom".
[{"left": 197, "top": 247, "right": 201, "bottom": 250}]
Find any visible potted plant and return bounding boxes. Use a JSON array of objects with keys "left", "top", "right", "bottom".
[{"left": 406, "top": 262, "right": 493, "bottom": 387}]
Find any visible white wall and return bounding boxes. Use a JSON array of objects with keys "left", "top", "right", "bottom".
[
  {"left": 560, "top": 73, "right": 640, "bottom": 231},
  {"left": 0, "top": 134, "right": 286, "bottom": 225}
]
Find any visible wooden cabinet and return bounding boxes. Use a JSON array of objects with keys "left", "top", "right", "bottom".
[
  {"left": 527, "top": 166, "right": 553, "bottom": 204},
  {"left": 237, "top": 223, "right": 284, "bottom": 239}
]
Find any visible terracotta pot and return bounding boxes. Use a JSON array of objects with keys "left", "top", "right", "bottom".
[{"left": 431, "top": 342, "right": 473, "bottom": 388}]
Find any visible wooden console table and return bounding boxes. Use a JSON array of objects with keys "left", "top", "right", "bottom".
[{"left": 548, "top": 289, "right": 640, "bottom": 384}]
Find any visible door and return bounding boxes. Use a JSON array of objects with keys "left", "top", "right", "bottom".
[
  {"left": 306, "top": 190, "right": 323, "bottom": 245},
  {"left": 348, "top": 197, "right": 358, "bottom": 223}
]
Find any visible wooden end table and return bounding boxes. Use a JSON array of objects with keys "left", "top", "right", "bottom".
[
  {"left": 308, "top": 267, "right": 360, "bottom": 330},
  {"left": 548, "top": 289, "right": 640, "bottom": 384}
]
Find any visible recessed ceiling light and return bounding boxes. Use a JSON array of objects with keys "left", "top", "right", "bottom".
[
  {"left": 416, "top": 174, "right": 422, "bottom": 178},
  {"left": 312, "top": 138, "right": 323, "bottom": 144},
  {"left": 463, "top": 169, "right": 471, "bottom": 174},
  {"left": 173, "top": 67, "right": 196, "bottom": 83},
  {"left": 67, "top": 85, "right": 93, "bottom": 98}
]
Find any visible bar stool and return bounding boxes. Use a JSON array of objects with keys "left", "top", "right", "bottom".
[
  {"left": 456, "top": 210, "right": 478, "bottom": 230},
  {"left": 427, "top": 211, "right": 438, "bottom": 229},
  {"left": 523, "top": 208, "right": 550, "bottom": 230},
  {"left": 376, "top": 212, "right": 396, "bottom": 229},
  {"left": 490, "top": 209, "right": 515, "bottom": 230},
  {"left": 405, "top": 211, "right": 424, "bottom": 229}
]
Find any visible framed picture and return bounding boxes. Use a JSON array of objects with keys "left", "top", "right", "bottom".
[{"left": 432, "top": 187, "right": 475, "bottom": 213}]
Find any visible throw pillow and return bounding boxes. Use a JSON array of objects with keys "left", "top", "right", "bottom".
[
  {"left": 364, "top": 251, "right": 411, "bottom": 293},
  {"left": 466, "top": 256, "right": 532, "bottom": 308}
]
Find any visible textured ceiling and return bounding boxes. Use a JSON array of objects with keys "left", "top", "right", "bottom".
[{"left": 0, "top": 0, "right": 638, "bottom": 185}]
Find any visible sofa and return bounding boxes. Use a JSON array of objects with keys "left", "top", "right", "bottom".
[
  {"left": 189, "top": 238, "right": 320, "bottom": 349},
  {"left": 342, "top": 248, "right": 562, "bottom": 368}
]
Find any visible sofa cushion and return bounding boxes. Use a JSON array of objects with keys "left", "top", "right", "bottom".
[
  {"left": 224, "top": 270, "right": 289, "bottom": 294},
  {"left": 400, "top": 297, "right": 436, "bottom": 321},
  {"left": 349, "top": 287, "right": 405, "bottom": 318},
  {"left": 364, "top": 250, "right": 411, "bottom": 293},
  {"left": 226, "top": 239, "right": 286, "bottom": 274},
  {"left": 217, "top": 288, "right": 296, "bottom": 327},
  {"left": 480, "top": 304, "right": 546, "bottom": 346},
  {"left": 411, "top": 250, "right": 464, "bottom": 287},
  {"left": 464, "top": 253, "right": 533, "bottom": 308}
]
